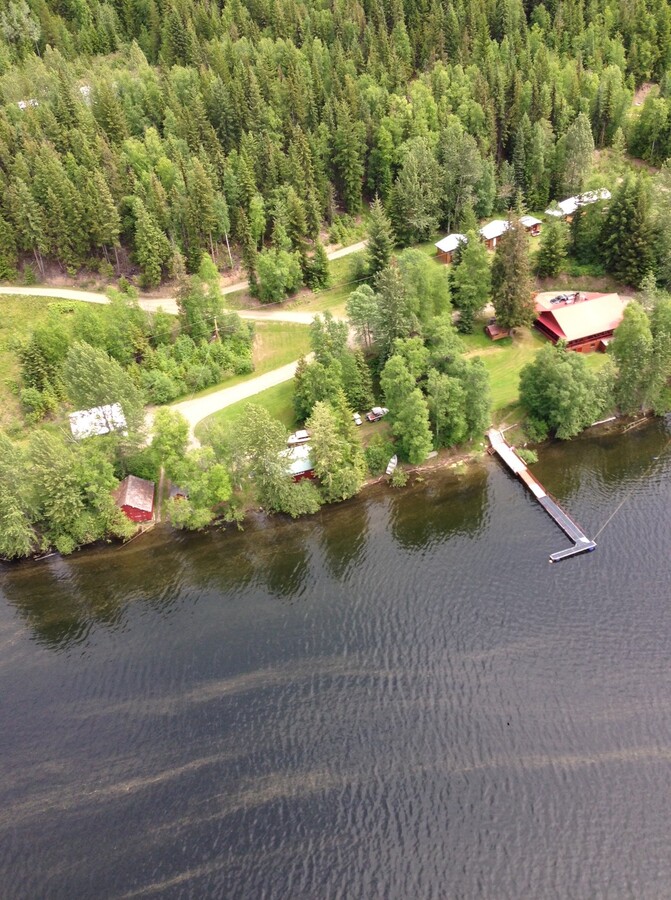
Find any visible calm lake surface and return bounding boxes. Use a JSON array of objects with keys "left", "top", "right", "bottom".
[{"left": 2, "top": 422, "right": 671, "bottom": 899}]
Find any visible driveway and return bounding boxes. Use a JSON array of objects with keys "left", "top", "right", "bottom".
[{"left": 147, "top": 354, "right": 314, "bottom": 448}]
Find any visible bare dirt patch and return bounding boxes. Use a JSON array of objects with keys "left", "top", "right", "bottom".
[{"left": 633, "top": 82, "right": 656, "bottom": 106}]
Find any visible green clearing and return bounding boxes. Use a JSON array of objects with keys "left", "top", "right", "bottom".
[
  {"left": 250, "top": 321, "right": 311, "bottom": 372},
  {"left": 0, "top": 294, "right": 71, "bottom": 430},
  {"left": 460, "top": 320, "right": 609, "bottom": 422},
  {"left": 196, "top": 378, "right": 296, "bottom": 443}
]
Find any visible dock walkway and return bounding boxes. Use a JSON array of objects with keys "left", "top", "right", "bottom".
[{"left": 487, "top": 429, "right": 596, "bottom": 562}]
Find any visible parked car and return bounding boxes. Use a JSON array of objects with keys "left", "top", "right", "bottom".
[
  {"left": 365, "top": 406, "right": 389, "bottom": 423},
  {"left": 287, "top": 429, "right": 310, "bottom": 446},
  {"left": 352, "top": 412, "right": 363, "bottom": 426}
]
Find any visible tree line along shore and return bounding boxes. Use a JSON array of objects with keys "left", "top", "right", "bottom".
[{"left": 3, "top": 0, "right": 671, "bottom": 557}]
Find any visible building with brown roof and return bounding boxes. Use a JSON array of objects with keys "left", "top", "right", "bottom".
[
  {"left": 534, "top": 292, "right": 627, "bottom": 352},
  {"left": 114, "top": 475, "right": 155, "bottom": 523}
]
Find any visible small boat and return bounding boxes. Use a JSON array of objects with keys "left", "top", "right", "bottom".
[{"left": 385, "top": 454, "right": 398, "bottom": 476}]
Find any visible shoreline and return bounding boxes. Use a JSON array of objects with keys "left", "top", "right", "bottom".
[{"left": 2, "top": 413, "right": 652, "bottom": 570}]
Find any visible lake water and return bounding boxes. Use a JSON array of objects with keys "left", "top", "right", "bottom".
[{"left": 2, "top": 422, "right": 671, "bottom": 899}]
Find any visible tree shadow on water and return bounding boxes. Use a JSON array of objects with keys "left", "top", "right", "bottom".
[{"left": 389, "top": 467, "right": 488, "bottom": 551}]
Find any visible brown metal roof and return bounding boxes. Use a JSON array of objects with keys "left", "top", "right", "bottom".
[
  {"left": 114, "top": 475, "right": 155, "bottom": 513},
  {"left": 535, "top": 294, "right": 627, "bottom": 342}
]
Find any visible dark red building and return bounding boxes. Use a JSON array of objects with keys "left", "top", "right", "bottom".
[
  {"left": 114, "top": 475, "right": 155, "bottom": 523},
  {"left": 534, "top": 292, "right": 627, "bottom": 353}
]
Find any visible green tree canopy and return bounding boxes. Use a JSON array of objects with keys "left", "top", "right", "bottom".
[
  {"left": 491, "top": 218, "right": 535, "bottom": 328},
  {"left": 519, "top": 342, "right": 611, "bottom": 439}
]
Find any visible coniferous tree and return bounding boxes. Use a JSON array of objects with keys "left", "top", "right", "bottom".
[
  {"left": 374, "top": 265, "right": 416, "bottom": 358},
  {"left": 132, "top": 199, "right": 171, "bottom": 288},
  {"left": 390, "top": 137, "right": 441, "bottom": 244},
  {"left": 536, "top": 217, "right": 569, "bottom": 277},
  {"left": 491, "top": 217, "right": 535, "bottom": 328},
  {"left": 365, "top": 197, "right": 396, "bottom": 277},
  {"left": 558, "top": 112, "right": 595, "bottom": 196},
  {"left": 602, "top": 175, "right": 654, "bottom": 287},
  {"left": 451, "top": 231, "right": 491, "bottom": 333},
  {"left": 304, "top": 240, "right": 330, "bottom": 290},
  {"left": 0, "top": 214, "right": 18, "bottom": 279},
  {"left": 237, "top": 207, "right": 258, "bottom": 291}
]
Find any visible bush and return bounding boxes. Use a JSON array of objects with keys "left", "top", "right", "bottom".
[
  {"left": 123, "top": 446, "right": 160, "bottom": 482},
  {"left": 517, "top": 447, "right": 539, "bottom": 465},
  {"left": 524, "top": 417, "right": 549, "bottom": 442},
  {"left": 140, "top": 369, "right": 183, "bottom": 403},
  {"left": 328, "top": 214, "right": 356, "bottom": 245},
  {"left": 348, "top": 251, "right": 370, "bottom": 284},
  {"left": 22, "top": 263, "right": 37, "bottom": 285},
  {"left": 365, "top": 434, "right": 396, "bottom": 475},
  {"left": 48, "top": 301, "right": 77, "bottom": 315},
  {"left": 19, "top": 387, "right": 56, "bottom": 424},
  {"left": 390, "top": 467, "right": 408, "bottom": 487}
]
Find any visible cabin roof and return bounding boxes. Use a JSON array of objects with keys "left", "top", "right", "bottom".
[
  {"left": 280, "top": 443, "right": 314, "bottom": 477},
  {"left": 545, "top": 189, "right": 611, "bottom": 217},
  {"left": 435, "top": 233, "right": 467, "bottom": 253},
  {"left": 114, "top": 475, "right": 155, "bottom": 513},
  {"left": 535, "top": 293, "right": 626, "bottom": 342},
  {"left": 520, "top": 215, "right": 542, "bottom": 227},
  {"left": 479, "top": 219, "right": 510, "bottom": 241}
]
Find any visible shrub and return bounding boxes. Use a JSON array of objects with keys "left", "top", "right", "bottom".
[
  {"left": 20, "top": 386, "right": 50, "bottom": 422},
  {"left": 390, "top": 467, "right": 408, "bottom": 487},
  {"left": 365, "top": 434, "right": 396, "bottom": 475},
  {"left": 140, "top": 369, "right": 183, "bottom": 403},
  {"left": 517, "top": 447, "right": 539, "bottom": 465},
  {"left": 524, "top": 417, "right": 549, "bottom": 442}
]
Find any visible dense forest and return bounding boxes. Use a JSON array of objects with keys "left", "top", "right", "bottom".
[{"left": 0, "top": 0, "right": 670, "bottom": 286}]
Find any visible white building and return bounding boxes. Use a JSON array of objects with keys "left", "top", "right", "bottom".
[
  {"left": 545, "top": 189, "right": 611, "bottom": 219},
  {"left": 69, "top": 403, "right": 127, "bottom": 440},
  {"left": 434, "top": 233, "right": 467, "bottom": 262}
]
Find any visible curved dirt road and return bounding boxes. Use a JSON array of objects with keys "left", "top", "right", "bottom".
[
  {"left": 0, "top": 237, "right": 365, "bottom": 444},
  {"left": 148, "top": 355, "right": 314, "bottom": 447}
]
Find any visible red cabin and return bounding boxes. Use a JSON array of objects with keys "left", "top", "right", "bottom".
[
  {"left": 534, "top": 293, "right": 627, "bottom": 353},
  {"left": 114, "top": 475, "right": 155, "bottom": 523}
]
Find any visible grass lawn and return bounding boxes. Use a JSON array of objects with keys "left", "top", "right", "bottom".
[
  {"left": 462, "top": 319, "right": 612, "bottom": 423},
  {"left": 0, "top": 294, "right": 72, "bottom": 430},
  {"left": 196, "top": 378, "right": 296, "bottom": 443},
  {"left": 461, "top": 323, "right": 547, "bottom": 421},
  {"left": 251, "top": 321, "right": 311, "bottom": 371}
]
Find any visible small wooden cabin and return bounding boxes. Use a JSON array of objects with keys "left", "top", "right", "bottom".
[
  {"left": 281, "top": 444, "right": 316, "bottom": 482},
  {"left": 479, "top": 220, "right": 509, "bottom": 251},
  {"left": 519, "top": 215, "right": 542, "bottom": 236},
  {"left": 434, "top": 233, "right": 467, "bottom": 264},
  {"left": 114, "top": 475, "right": 155, "bottom": 523}
]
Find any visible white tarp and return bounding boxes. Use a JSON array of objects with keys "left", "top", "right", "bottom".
[{"left": 69, "top": 403, "right": 127, "bottom": 439}]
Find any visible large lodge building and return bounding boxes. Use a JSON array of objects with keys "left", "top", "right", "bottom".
[{"left": 533, "top": 292, "right": 628, "bottom": 353}]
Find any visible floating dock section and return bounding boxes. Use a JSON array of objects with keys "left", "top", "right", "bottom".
[{"left": 487, "top": 428, "right": 596, "bottom": 562}]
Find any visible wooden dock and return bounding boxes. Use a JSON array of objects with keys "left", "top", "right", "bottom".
[{"left": 487, "top": 429, "right": 596, "bottom": 562}]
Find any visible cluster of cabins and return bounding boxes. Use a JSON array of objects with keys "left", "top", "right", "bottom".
[
  {"left": 435, "top": 189, "right": 611, "bottom": 262},
  {"left": 435, "top": 214, "right": 543, "bottom": 262},
  {"left": 67, "top": 406, "right": 316, "bottom": 531},
  {"left": 435, "top": 189, "right": 625, "bottom": 353}
]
